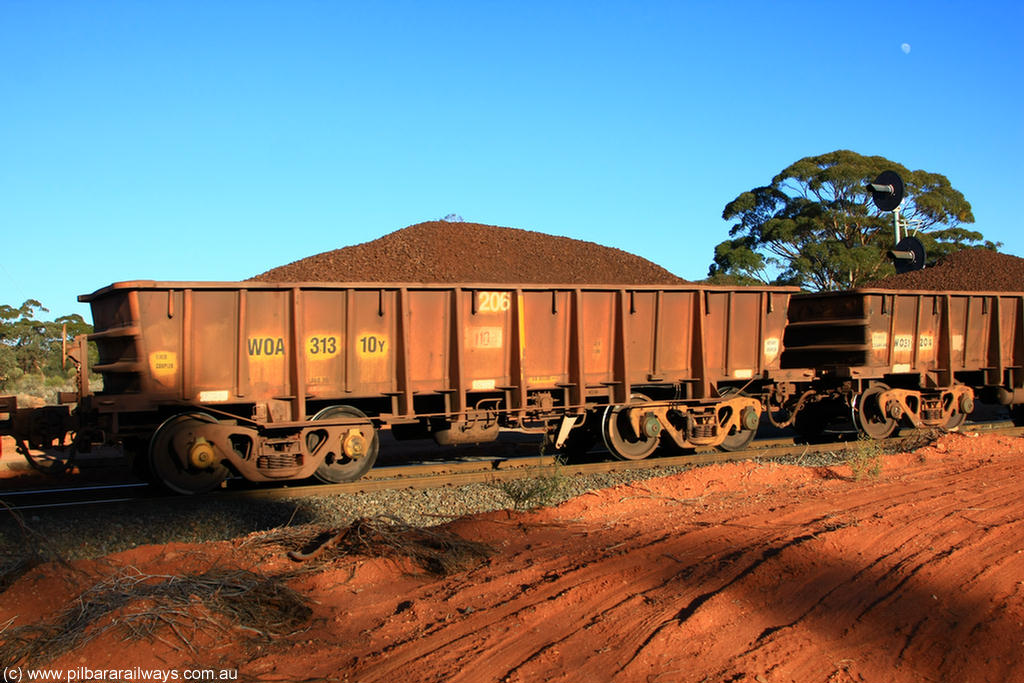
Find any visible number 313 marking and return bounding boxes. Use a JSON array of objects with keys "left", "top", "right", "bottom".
[{"left": 307, "top": 336, "right": 339, "bottom": 357}]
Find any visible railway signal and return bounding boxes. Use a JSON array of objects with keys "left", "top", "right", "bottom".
[{"left": 868, "top": 170, "right": 925, "bottom": 273}]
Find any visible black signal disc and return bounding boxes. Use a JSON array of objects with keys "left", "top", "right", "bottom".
[
  {"left": 892, "top": 236, "right": 926, "bottom": 273},
  {"left": 870, "top": 170, "right": 905, "bottom": 212}
]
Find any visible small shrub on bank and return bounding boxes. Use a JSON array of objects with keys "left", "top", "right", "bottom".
[
  {"left": 490, "top": 459, "right": 570, "bottom": 510},
  {"left": 848, "top": 437, "right": 884, "bottom": 480}
]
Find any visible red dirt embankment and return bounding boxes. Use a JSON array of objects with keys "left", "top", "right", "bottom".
[
  {"left": 3, "top": 432, "right": 1022, "bottom": 683},
  {"left": 251, "top": 220, "right": 687, "bottom": 285}
]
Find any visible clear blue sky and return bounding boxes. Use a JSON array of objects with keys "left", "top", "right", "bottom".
[{"left": 2, "top": 1, "right": 1021, "bottom": 320}]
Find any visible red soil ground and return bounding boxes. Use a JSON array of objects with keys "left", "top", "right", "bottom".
[{"left": 3, "top": 432, "right": 1023, "bottom": 683}]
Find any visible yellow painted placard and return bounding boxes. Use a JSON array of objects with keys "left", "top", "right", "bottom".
[
  {"left": 476, "top": 291, "right": 511, "bottom": 313},
  {"left": 893, "top": 335, "right": 914, "bottom": 352},
  {"left": 306, "top": 334, "right": 340, "bottom": 359},
  {"left": 468, "top": 326, "right": 503, "bottom": 349},
  {"left": 199, "top": 389, "right": 229, "bottom": 402},
  {"left": 356, "top": 333, "right": 389, "bottom": 358},
  {"left": 149, "top": 351, "right": 177, "bottom": 378}
]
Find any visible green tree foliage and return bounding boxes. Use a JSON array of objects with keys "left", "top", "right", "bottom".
[
  {"left": 707, "top": 150, "right": 996, "bottom": 290},
  {"left": 0, "top": 300, "right": 93, "bottom": 390}
]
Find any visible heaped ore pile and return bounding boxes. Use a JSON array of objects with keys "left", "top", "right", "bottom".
[
  {"left": 868, "top": 248, "right": 1024, "bottom": 291},
  {"left": 251, "top": 221, "right": 686, "bottom": 285}
]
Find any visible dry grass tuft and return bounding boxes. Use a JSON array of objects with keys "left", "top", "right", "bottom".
[
  {"left": 893, "top": 428, "right": 944, "bottom": 453},
  {"left": 285, "top": 515, "right": 495, "bottom": 575},
  {"left": 0, "top": 566, "right": 310, "bottom": 668},
  {"left": 0, "top": 501, "right": 76, "bottom": 594}
]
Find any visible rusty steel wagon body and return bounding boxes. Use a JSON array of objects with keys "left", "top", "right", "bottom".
[
  {"left": 779, "top": 289, "right": 1024, "bottom": 438},
  {"left": 6, "top": 280, "right": 1022, "bottom": 493},
  {"left": 1, "top": 280, "right": 798, "bottom": 492}
]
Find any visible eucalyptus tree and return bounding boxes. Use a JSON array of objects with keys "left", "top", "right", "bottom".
[{"left": 707, "top": 150, "right": 992, "bottom": 290}]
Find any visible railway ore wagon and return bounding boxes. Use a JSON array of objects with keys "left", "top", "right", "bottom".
[
  {"left": 781, "top": 288, "right": 1024, "bottom": 438},
  {"left": 1, "top": 280, "right": 798, "bottom": 493}
]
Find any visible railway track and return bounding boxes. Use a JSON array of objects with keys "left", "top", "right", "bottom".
[
  {"left": 3, "top": 420, "right": 1021, "bottom": 513},
  {"left": 0, "top": 482, "right": 151, "bottom": 512}
]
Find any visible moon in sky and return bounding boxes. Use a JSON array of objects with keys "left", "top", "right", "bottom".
[{"left": 901, "top": 43, "right": 911, "bottom": 54}]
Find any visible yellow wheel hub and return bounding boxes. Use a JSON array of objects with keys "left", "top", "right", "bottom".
[
  {"left": 343, "top": 428, "right": 367, "bottom": 458},
  {"left": 188, "top": 437, "right": 217, "bottom": 469}
]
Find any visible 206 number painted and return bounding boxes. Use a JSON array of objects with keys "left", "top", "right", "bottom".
[{"left": 477, "top": 291, "right": 511, "bottom": 313}]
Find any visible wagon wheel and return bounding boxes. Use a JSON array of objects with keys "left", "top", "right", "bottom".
[
  {"left": 853, "top": 384, "right": 898, "bottom": 440},
  {"left": 148, "top": 412, "right": 230, "bottom": 495},
  {"left": 717, "top": 387, "right": 758, "bottom": 452},
  {"left": 17, "top": 435, "right": 76, "bottom": 475},
  {"left": 307, "top": 405, "right": 379, "bottom": 483},
  {"left": 719, "top": 421, "right": 757, "bottom": 451},
  {"left": 942, "top": 392, "right": 972, "bottom": 431},
  {"left": 601, "top": 394, "right": 660, "bottom": 461},
  {"left": 942, "top": 411, "right": 967, "bottom": 431}
]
